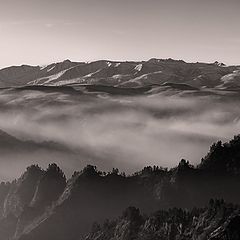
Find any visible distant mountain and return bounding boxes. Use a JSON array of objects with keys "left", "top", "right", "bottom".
[
  {"left": 0, "top": 60, "right": 80, "bottom": 87},
  {"left": 0, "top": 59, "right": 239, "bottom": 91},
  {"left": 1, "top": 135, "right": 240, "bottom": 239}
]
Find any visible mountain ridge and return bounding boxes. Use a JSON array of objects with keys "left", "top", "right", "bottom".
[
  {"left": 1, "top": 135, "right": 240, "bottom": 239},
  {"left": 85, "top": 200, "right": 240, "bottom": 240},
  {"left": 0, "top": 59, "right": 239, "bottom": 91}
]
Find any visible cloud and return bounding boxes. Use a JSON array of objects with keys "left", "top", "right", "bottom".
[{"left": 0, "top": 89, "right": 240, "bottom": 180}]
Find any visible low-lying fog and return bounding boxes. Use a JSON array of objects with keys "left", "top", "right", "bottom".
[{"left": 0, "top": 88, "right": 240, "bottom": 181}]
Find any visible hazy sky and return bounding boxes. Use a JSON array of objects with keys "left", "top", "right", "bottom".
[{"left": 0, "top": 0, "right": 239, "bottom": 68}]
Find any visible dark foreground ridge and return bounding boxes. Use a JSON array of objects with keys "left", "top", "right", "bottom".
[
  {"left": 86, "top": 200, "right": 240, "bottom": 240},
  {"left": 1, "top": 135, "right": 240, "bottom": 239}
]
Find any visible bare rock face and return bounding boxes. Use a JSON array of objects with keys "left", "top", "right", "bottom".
[
  {"left": 0, "top": 182, "right": 11, "bottom": 218},
  {"left": 13, "top": 164, "right": 66, "bottom": 239},
  {"left": 30, "top": 163, "right": 66, "bottom": 208},
  {"left": 3, "top": 165, "right": 44, "bottom": 218},
  {"left": 0, "top": 165, "right": 43, "bottom": 240},
  {"left": 0, "top": 163, "right": 67, "bottom": 240}
]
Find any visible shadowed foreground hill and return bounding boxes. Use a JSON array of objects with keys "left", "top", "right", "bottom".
[
  {"left": 85, "top": 200, "right": 240, "bottom": 240},
  {"left": 1, "top": 135, "right": 240, "bottom": 239}
]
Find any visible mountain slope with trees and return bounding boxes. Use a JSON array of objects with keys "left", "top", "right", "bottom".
[
  {"left": 1, "top": 135, "right": 240, "bottom": 239},
  {"left": 85, "top": 200, "right": 240, "bottom": 240}
]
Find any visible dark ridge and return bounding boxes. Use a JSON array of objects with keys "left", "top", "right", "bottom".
[
  {"left": 30, "top": 163, "right": 66, "bottom": 208},
  {"left": 198, "top": 135, "right": 240, "bottom": 174},
  {"left": 1, "top": 135, "right": 240, "bottom": 240},
  {"left": 0, "top": 128, "right": 72, "bottom": 153},
  {"left": 14, "top": 85, "right": 81, "bottom": 94},
  {"left": 84, "top": 85, "right": 152, "bottom": 95},
  {"left": 85, "top": 200, "right": 240, "bottom": 240},
  {"left": 161, "top": 82, "right": 199, "bottom": 90}
]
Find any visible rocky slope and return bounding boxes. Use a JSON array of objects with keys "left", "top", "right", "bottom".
[
  {"left": 1, "top": 135, "right": 240, "bottom": 239},
  {"left": 85, "top": 200, "right": 240, "bottom": 240},
  {"left": 0, "top": 164, "right": 66, "bottom": 240},
  {"left": 0, "top": 59, "right": 239, "bottom": 91}
]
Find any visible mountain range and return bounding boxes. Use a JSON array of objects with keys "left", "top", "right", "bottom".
[
  {"left": 0, "top": 59, "right": 240, "bottom": 92},
  {"left": 1, "top": 58, "right": 240, "bottom": 239},
  {"left": 1, "top": 135, "right": 240, "bottom": 240}
]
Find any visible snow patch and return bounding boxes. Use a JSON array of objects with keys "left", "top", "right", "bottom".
[
  {"left": 106, "top": 62, "right": 112, "bottom": 67},
  {"left": 29, "top": 65, "right": 77, "bottom": 85},
  {"left": 112, "top": 74, "right": 123, "bottom": 79},
  {"left": 46, "top": 65, "right": 56, "bottom": 72},
  {"left": 83, "top": 69, "right": 102, "bottom": 77},
  {"left": 134, "top": 64, "right": 143, "bottom": 72},
  {"left": 39, "top": 65, "right": 47, "bottom": 70},
  {"left": 44, "top": 70, "right": 69, "bottom": 83},
  {"left": 39, "top": 64, "right": 55, "bottom": 72},
  {"left": 221, "top": 70, "right": 240, "bottom": 84}
]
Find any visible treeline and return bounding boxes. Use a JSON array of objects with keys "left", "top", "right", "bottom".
[{"left": 85, "top": 199, "right": 240, "bottom": 240}]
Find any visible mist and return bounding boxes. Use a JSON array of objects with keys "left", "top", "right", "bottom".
[{"left": 0, "top": 88, "right": 240, "bottom": 181}]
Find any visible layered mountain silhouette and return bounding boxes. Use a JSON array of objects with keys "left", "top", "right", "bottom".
[
  {"left": 0, "top": 59, "right": 239, "bottom": 92},
  {"left": 0, "top": 129, "right": 70, "bottom": 154},
  {"left": 1, "top": 135, "right": 240, "bottom": 239}
]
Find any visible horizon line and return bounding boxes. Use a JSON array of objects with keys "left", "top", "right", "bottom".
[{"left": 0, "top": 57, "right": 238, "bottom": 69}]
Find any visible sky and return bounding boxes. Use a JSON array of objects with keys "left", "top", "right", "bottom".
[{"left": 0, "top": 0, "right": 240, "bottom": 68}]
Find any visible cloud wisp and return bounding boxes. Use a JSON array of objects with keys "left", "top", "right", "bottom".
[{"left": 0, "top": 89, "right": 239, "bottom": 180}]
